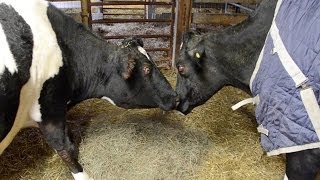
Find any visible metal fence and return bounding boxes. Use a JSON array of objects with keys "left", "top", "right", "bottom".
[
  {"left": 190, "top": 1, "right": 257, "bottom": 32},
  {"left": 87, "top": 0, "right": 176, "bottom": 67},
  {"left": 48, "top": 0, "right": 259, "bottom": 67}
]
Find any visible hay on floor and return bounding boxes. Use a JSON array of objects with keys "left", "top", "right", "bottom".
[{"left": 0, "top": 70, "right": 285, "bottom": 180}]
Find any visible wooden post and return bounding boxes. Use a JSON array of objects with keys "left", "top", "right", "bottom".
[
  {"left": 81, "top": 0, "right": 89, "bottom": 27},
  {"left": 172, "top": 0, "right": 192, "bottom": 66}
]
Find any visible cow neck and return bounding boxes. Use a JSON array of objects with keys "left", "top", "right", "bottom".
[
  {"left": 47, "top": 6, "right": 118, "bottom": 102},
  {"left": 207, "top": 0, "right": 276, "bottom": 94},
  {"left": 68, "top": 30, "right": 118, "bottom": 102},
  {"left": 81, "top": 43, "right": 116, "bottom": 101}
]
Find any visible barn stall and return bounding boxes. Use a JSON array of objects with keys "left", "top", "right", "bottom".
[{"left": 0, "top": 0, "right": 285, "bottom": 179}]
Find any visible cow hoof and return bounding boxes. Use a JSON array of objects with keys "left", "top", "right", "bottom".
[{"left": 72, "top": 171, "right": 91, "bottom": 180}]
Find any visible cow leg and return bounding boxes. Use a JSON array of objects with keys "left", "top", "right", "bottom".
[
  {"left": 0, "top": 112, "right": 8, "bottom": 141},
  {"left": 0, "top": 83, "right": 36, "bottom": 154},
  {"left": 286, "top": 149, "right": 320, "bottom": 180},
  {"left": 39, "top": 118, "right": 90, "bottom": 180},
  {"left": 38, "top": 73, "right": 91, "bottom": 180},
  {"left": 0, "top": 108, "right": 18, "bottom": 141}
]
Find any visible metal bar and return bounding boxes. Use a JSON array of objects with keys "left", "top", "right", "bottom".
[
  {"left": 90, "top": 1, "right": 173, "bottom": 6},
  {"left": 103, "top": 13, "right": 145, "bottom": 16},
  {"left": 87, "top": 0, "right": 92, "bottom": 28},
  {"left": 169, "top": 0, "right": 175, "bottom": 65},
  {"left": 144, "top": 0, "right": 147, "bottom": 19},
  {"left": 224, "top": 2, "right": 228, "bottom": 14},
  {"left": 103, "top": 7, "right": 145, "bottom": 10},
  {"left": 192, "top": 13, "right": 248, "bottom": 25},
  {"left": 92, "top": 18, "right": 172, "bottom": 23},
  {"left": 194, "top": 0, "right": 261, "bottom": 3},
  {"left": 228, "top": 2, "right": 254, "bottom": 12},
  {"left": 172, "top": 0, "right": 178, "bottom": 67},
  {"left": 103, "top": 34, "right": 172, "bottom": 39},
  {"left": 193, "top": 2, "right": 224, "bottom": 8},
  {"left": 103, "top": 5, "right": 172, "bottom": 9},
  {"left": 145, "top": 48, "right": 170, "bottom": 52},
  {"left": 86, "top": 0, "right": 175, "bottom": 66}
]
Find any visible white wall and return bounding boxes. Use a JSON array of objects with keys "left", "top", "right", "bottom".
[{"left": 50, "top": 1, "right": 81, "bottom": 9}]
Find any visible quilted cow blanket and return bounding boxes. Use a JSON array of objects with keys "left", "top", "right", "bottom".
[{"left": 249, "top": 0, "right": 320, "bottom": 156}]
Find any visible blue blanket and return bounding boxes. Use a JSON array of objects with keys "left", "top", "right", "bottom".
[{"left": 250, "top": 0, "right": 320, "bottom": 156}]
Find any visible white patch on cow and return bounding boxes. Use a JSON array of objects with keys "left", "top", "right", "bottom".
[
  {"left": 72, "top": 171, "right": 91, "bottom": 180},
  {"left": 0, "top": 0, "right": 63, "bottom": 154},
  {"left": 101, "top": 96, "right": 116, "bottom": 106},
  {"left": 0, "top": 24, "right": 18, "bottom": 75},
  {"left": 1, "top": 0, "right": 63, "bottom": 84},
  {"left": 30, "top": 101, "right": 42, "bottom": 122},
  {"left": 137, "top": 46, "right": 150, "bottom": 60}
]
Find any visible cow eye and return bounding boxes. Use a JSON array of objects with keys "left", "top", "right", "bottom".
[{"left": 143, "top": 66, "right": 151, "bottom": 75}]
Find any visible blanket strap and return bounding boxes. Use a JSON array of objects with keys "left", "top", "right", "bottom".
[
  {"left": 257, "top": 124, "right": 269, "bottom": 136},
  {"left": 270, "top": 23, "right": 308, "bottom": 87},
  {"left": 231, "top": 96, "right": 259, "bottom": 110}
]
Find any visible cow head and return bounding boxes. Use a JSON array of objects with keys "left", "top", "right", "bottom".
[
  {"left": 98, "top": 37, "right": 178, "bottom": 111},
  {"left": 175, "top": 31, "right": 228, "bottom": 114}
]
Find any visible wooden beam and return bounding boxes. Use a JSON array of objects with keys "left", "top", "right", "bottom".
[
  {"left": 80, "top": 0, "right": 89, "bottom": 27},
  {"left": 192, "top": 13, "right": 248, "bottom": 25},
  {"left": 194, "top": 0, "right": 262, "bottom": 3},
  {"left": 175, "top": 0, "right": 192, "bottom": 58}
]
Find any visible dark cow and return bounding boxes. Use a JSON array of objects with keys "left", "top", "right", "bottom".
[
  {"left": 175, "top": 0, "right": 320, "bottom": 179},
  {"left": 0, "top": 0, "right": 177, "bottom": 179}
]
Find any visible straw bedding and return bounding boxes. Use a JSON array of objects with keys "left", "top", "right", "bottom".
[{"left": 0, "top": 70, "right": 285, "bottom": 180}]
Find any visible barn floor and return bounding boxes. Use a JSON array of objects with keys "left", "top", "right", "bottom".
[{"left": 0, "top": 70, "right": 285, "bottom": 180}]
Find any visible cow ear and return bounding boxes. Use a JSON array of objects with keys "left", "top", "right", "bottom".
[
  {"left": 134, "top": 37, "right": 144, "bottom": 47},
  {"left": 121, "top": 37, "right": 144, "bottom": 48},
  {"left": 182, "top": 32, "right": 193, "bottom": 43},
  {"left": 121, "top": 56, "right": 136, "bottom": 80},
  {"left": 182, "top": 30, "right": 201, "bottom": 43}
]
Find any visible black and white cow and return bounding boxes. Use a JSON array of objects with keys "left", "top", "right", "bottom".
[
  {"left": 175, "top": 0, "right": 320, "bottom": 179},
  {"left": 0, "top": 0, "right": 178, "bottom": 179}
]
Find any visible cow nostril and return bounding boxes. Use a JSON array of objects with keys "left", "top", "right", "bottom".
[{"left": 177, "top": 65, "right": 185, "bottom": 73}]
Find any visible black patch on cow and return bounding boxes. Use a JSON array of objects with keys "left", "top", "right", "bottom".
[
  {"left": 46, "top": 4, "right": 112, "bottom": 104},
  {"left": 0, "top": 3, "right": 33, "bottom": 140},
  {"left": 175, "top": 0, "right": 277, "bottom": 114},
  {"left": 46, "top": 4, "right": 176, "bottom": 110},
  {"left": 39, "top": 66, "right": 69, "bottom": 120}
]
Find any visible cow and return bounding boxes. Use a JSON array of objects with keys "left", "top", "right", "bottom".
[
  {"left": 175, "top": 0, "right": 320, "bottom": 179},
  {"left": 0, "top": 0, "right": 178, "bottom": 179}
]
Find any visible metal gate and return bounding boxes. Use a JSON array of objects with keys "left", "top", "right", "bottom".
[{"left": 85, "top": 0, "right": 176, "bottom": 68}]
